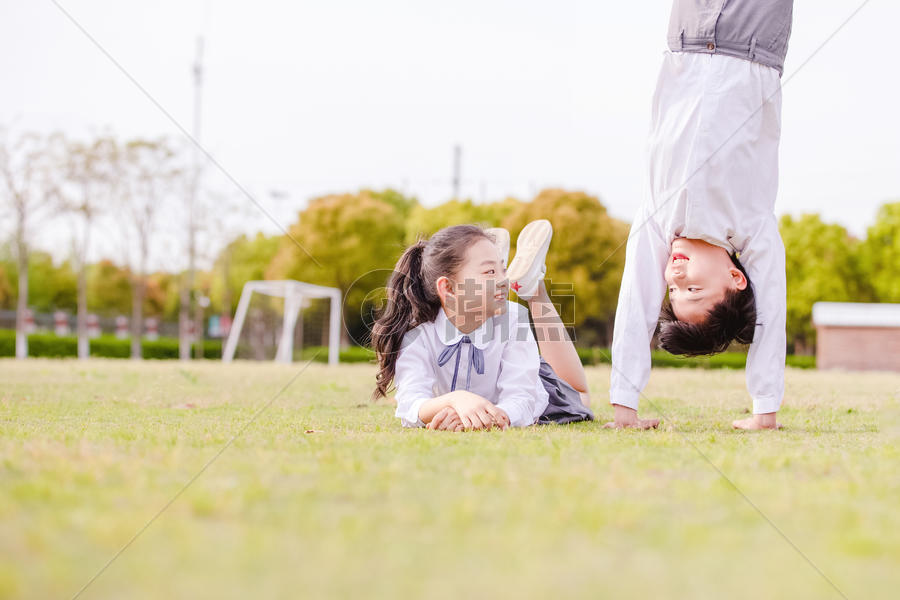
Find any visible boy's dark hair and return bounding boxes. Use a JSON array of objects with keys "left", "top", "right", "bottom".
[{"left": 657, "top": 252, "right": 757, "bottom": 356}]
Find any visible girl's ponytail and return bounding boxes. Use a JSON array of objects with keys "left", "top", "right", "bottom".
[
  {"left": 371, "top": 238, "right": 440, "bottom": 400},
  {"left": 371, "top": 224, "right": 491, "bottom": 401}
]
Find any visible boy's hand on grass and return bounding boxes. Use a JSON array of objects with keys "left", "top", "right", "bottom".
[
  {"left": 450, "top": 392, "right": 509, "bottom": 430},
  {"left": 603, "top": 404, "right": 660, "bottom": 430}
]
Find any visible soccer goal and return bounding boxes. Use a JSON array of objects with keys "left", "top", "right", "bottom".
[{"left": 222, "top": 280, "right": 342, "bottom": 366}]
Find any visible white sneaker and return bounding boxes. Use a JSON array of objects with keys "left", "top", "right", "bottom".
[
  {"left": 484, "top": 227, "right": 510, "bottom": 269},
  {"left": 506, "top": 219, "right": 552, "bottom": 299}
]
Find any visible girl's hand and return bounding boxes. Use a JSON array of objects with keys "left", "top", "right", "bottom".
[
  {"left": 493, "top": 409, "right": 510, "bottom": 430},
  {"left": 427, "top": 406, "right": 464, "bottom": 432},
  {"left": 450, "top": 392, "right": 509, "bottom": 430}
]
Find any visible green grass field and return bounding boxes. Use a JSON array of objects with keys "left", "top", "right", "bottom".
[{"left": 1, "top": 359, "right": 898, "bottom": 599}]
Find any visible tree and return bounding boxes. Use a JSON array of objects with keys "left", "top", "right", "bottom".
[
  {"left": 86, "top": 259, "right": 132, "bottom": 315},
  {"left": 779, "top": 213, "right": 870, "bottom": 353},
  {"left": 55, "top": 133, "right": 120, "bottom": 359},
  {"left": 118, "top": 137, "right": 182, "bottom": 359},
  {"left": 145, "top": 271, "right": 178, "bottom": 321},
  {"left": 0, "top": 248, "right": 77, "bottom": 312},
  {"left": 503, "top": 189, "right": 629, "bottom": 346},
  {"left": 21, "top": 252, "right": 77, "bottom": 313},
  {"left": 176, "top": 133, "right": 209, "bottom": 361},
  {"left": 0, "top": 129, "right": 57, "bottom": 358},
  {"left": 266, "top": 189, "right": 411, "bottom": 348},
  {"left": 404, "top": 197, "right": 519, "bottom": 243},
  {"left": 209, "top": 232, "right": 281, "bottom": 316},
  {"left": 197, "top": 188, "right": 259, "bottom": 346},
  {"left": 373, "top": 188, "right": 418, "bottom": 227},
  {"left": 859, "top": 201, "right": 900, "bottom": 303},
  {"left": 0, "top": 254, "right": 12, "bottom": 310}
]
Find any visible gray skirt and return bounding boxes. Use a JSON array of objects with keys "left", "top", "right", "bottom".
[{"left": 536, "top": 357, "right": 594, "bottom": 425}]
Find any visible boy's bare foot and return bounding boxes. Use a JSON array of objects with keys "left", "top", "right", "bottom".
[
  {"left": 732, "top": 413, "right": 782, "bottom": 430},
  {"left": 603, "top": 404, "right": 660, "bottom": 430}
]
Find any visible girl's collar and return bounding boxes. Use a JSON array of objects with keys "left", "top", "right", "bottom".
[{"left": 434, "top": 306, "right": 497, "bottom": 349}]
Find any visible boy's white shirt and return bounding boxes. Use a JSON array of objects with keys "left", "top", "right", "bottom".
[
  {"left": 610, "top": 51, "right": 787, "bottom": 415},
  {"left": 394, "top": 300, "right": 550, "bottom": 428}
]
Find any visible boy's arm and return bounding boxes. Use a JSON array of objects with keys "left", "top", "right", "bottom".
[
  {"left": 740, "top": 217, "right": 787, "bottom": 414},
  {"left": 609, "top": 205, "right": 670, "bottom": 410}
]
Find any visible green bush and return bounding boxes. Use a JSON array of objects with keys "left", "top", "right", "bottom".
[
  {"left": 0, "top": 330, "right": 816, "bottom": 368},
  {"left": 299, "top": 345, "right": 376, "bottom": 364},
  {"left": 88, "top": 335, "right": 132, "bottom": 358},
  {"left": 575, "top": 345, "right": 815, "bottom": 369},
  {"left": 140, "top": 337, "right": 221, "bottom": 359},
  {"left": 0, "top": 330, "right": 221, "bottom": 359},
  {"left": 0, "top": 331, "right": 76, "bottom": 357},
  {"left": 576, "top": 346, "right": 597, "bottom": 366},
  {"left": 785, "top": 354, "right": 816, "bottom": 369}
]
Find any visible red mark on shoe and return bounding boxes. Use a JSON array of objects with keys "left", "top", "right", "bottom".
[{"left": 511, "top": 281, "right": 522, "bottom": 292}]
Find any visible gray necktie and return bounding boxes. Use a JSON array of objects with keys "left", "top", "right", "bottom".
[{"left": 437, "top": 335, "right": 485, "bottom": 391}]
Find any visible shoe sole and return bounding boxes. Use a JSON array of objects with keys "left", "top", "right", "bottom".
[
  {"left": 506, "top": 220, "right": 552, "bottom": 296},
  {"left": 485, "top": 227, "right": 510, "bottom": 268}
]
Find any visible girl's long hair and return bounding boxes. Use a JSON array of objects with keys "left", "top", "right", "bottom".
[{"left": 371, "top": 224, "right": 492, "bottom": 400}]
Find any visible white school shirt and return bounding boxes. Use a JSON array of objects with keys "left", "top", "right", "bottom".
[
  {"left": 610, "top": 50, "right": 787, "bottom": 415},
  {"left": 394, "top": 300, "right": 550, "bottom": 428}
]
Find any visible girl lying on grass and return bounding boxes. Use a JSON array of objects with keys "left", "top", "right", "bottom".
[{"left": 371, "top": 221, "right": 594, "bottom": 431}]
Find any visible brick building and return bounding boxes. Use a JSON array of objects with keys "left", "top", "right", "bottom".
[{"left": 811, "top": 302, "right": 900, "bottom": 372}]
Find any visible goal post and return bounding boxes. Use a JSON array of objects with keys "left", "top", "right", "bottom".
[{"left": 222, "top": 280, "right": 342, "bottom": 366}]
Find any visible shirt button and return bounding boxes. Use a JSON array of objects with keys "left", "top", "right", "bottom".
[{"left": 707, "top": 42, "right": 716, "bottom": 50}]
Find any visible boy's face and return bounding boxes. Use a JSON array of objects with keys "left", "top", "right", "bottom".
[{"left": 664, "top": 238, "right": 747, "bottom": 324}]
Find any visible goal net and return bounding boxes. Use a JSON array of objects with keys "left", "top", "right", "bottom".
[{"left": 222, "top": 280, "right": 341, "bottom": 365}]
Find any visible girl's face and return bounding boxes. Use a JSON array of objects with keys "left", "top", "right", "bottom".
[{"left": 437, "top": 237, "right": 508, "bottom": 329}]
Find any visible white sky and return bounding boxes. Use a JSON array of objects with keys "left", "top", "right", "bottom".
[{"left": 2, "top": 0, "right": 898, "bottom": 272}]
